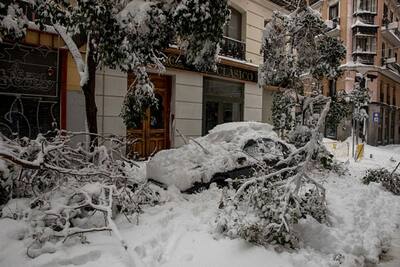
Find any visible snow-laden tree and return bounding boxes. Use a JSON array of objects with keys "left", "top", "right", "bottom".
[
  {"left": 216, "top": 97, "right": 332, "bottom": 249},
  {"left": 349, "top": 74, "right": 370, "bottom": 122},
  {"left": 217, "top": 3, "right": 346, "bottom": 249},
  {"left": 259, "top": 4, "right": 346, "bottom": 133},
  {"left": 0, "top": 1, "right": 27, "bottom": 41},
  {"left": 1, "top": 0, "right": 229, "bottom": 145}
]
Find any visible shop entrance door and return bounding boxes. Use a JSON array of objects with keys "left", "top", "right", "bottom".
[{"left": 127, "top": 75, "right": 171, "bottom": 158}]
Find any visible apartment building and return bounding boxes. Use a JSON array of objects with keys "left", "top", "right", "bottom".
[{"left": 312, "top": 0, "right": 400, "bottom": 145}]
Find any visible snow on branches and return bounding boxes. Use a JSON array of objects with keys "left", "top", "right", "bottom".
[
  {"left": 0, "top": 1, "right": 28, "bottom": 42},
  {"left": 0, "top": 131, "right": 160, "bottom": 262},
  {"left": 260, "top": 7, "right": 345, "bottom": 89},
  {"left": 349, "top": 74, "right": 371, "bottom": 122},
  {"left": 260, "top": 6, "right": 346, "bottom": 135},
  {"left": 215, "top": 6, "right": 345, "bottom": 250},
  {"left": 362, "top": 167, "right": 400, "bottom": 196},
  {"left": 216, "top": 98, "right": 332, "bottom": 249},
  {"left": 1, "top": 0, "right": 229, "bottom": 134},
  {"left": 121, "top": 67, "right": 158, "bottom": 128}
]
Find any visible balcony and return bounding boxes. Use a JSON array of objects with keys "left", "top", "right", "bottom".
[
  {"left": 326, "top": 18, "right": 340, "bottom": 36},
  {"left": 268, "top": 0, "right": 298, "bottom": 11},
  {"left": 381, "top": 21, "right": 400, "bottom": 46},
  {"left": 309, "top": 0, "right": 321, "bottom": 5},
  {"left": 384, "top": 57, "right": 400, "bottom": 77},
  {"left": 352, "top": 52, "right": 375, "bottom": 65},
  {"left": 219, "top": 36, "right": 246, "bottom": 61},
  {"left": 388, "top": 62, "right": 400, "bottom": 75},
  {"left": 269, "top": 0, "right": 321, "bottom": 10}
]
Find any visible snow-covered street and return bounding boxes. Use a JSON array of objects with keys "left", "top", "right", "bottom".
[
  {"left": 2, "top": 0, "right": 400, "bottom": 266},
  {"left": 1, "top": 143, "right": 399, "bottom": 267}
]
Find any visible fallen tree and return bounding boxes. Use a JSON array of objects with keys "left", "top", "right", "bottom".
[
  {"left": 216, "top": 97, "right": 332, "bottom": 249},
  {"left": 0, "top": 130, "right": 159, "bottom": 266},
  {"left": 362, "top": 166, "right": 400, "bottom": 196}
]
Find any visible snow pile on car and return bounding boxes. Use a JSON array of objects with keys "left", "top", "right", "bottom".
[{"left": 147, "top": 122, "right": 291, "bottom": 191}]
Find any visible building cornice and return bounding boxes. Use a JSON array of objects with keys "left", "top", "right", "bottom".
[{"left": 341, "top": 63, "right": 400, "bottom": 83}]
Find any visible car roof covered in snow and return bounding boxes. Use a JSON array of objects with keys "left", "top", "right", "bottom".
[{"left": 147, "top": 122, "right": 288, "bottom": 191}]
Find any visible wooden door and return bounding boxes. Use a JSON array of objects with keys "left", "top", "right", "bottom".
[{"left": 127, "top": 74, "right": 171, "bottom": 159}]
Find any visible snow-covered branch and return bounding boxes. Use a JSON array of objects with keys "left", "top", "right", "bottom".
[
  {"left": 218, "top": 98, "right": 331, "bottom": 249},
  {"left": 53, "top": 24, "right": 88, "bottom": 87},
  {"left": 0, "top": 131, "right": 160, "bottom": 261}
]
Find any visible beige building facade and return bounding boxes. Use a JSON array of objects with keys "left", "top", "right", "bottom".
[
  {"left": 67, "top": 0, "right": 291, "bottom": 157},
  {"left": 0, "top": 1, "right": 293, "bottom": 157}
]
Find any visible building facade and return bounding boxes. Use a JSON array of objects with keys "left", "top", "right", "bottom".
[
  {"left": 313, "top": 0, "right": 400, "bottom": 145},
  {"left": 0, "top": 1, "right": 294, "bottom": 158},
  {"left": 85, "top": 0, "right": 290, "bottom": 157}
]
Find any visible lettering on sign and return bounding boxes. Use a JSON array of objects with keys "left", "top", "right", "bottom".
[{"left": 165, "top": 53, "right": 257, "bottom": 83}]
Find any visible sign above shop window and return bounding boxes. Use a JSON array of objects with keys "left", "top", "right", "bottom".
[
  {"left": 0, "top": 42, "right": 59, "bottom": 97},
  {"left": 164, "top": 52, "right": 258, "bottom": 83}
]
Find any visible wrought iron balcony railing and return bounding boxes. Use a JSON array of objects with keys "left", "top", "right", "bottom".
[
  {"left": 352, "top": 53, "right": 375, "bottom": 65},
  {"left": 356, "top": 14, "right": 376, "bottom": 25},
  {"left": 219, "top": 36, "right": 246, "bottom": 61},
  {"left": 309, "top": 0, "right": 321, "bottom": 5},
  {"left": 381, "top": 21, "right": 400, "bottom": 46},
  {"left": 389, "top": 62, "right": 400, "bottom": 75},
  {"left": 326, "top": 17, "right": 340, "bottom": 31}
]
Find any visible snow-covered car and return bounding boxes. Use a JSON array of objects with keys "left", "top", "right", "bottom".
[{"left": 147, "top": 122, "right": 294, "bottom": 192}]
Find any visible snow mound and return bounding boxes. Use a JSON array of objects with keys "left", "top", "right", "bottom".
[{"left": 147, "top": 122, "right": 287, "bottom": 191}]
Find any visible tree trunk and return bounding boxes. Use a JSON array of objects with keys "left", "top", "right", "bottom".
[{"left": 81, "top": 44, "right": 98, "bottom": 148}]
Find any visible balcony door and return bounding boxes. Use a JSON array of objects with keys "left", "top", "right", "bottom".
[
  {"left": 127, "top": 74, "right": 171, "bottom": 158},
  {"left": 221, "top": 7, "right": 245, "bottom": 60},
  {"left": 224, "top": 7, "right": 242, "bottom": 41}
]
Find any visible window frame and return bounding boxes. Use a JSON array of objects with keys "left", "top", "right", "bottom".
[
  {"left": 223, "top": 7, "right": 243, "bottom": 41},
  {"left": 353, "top": 0, "right": 377, "bottom": 13},
  {"left": 328, "top": 3, "right": 339, "bottom": 21},
  {"left": 202, "top": 77, "right": 244, "bottom": 135},
  {"left": 352, "top": 34, "right": 376, "bottom": 53}
]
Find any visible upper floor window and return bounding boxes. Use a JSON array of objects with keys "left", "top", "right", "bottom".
[
  {"left": 329, "top": 3, "right": 339, "bottom": 21},
  {"left": 224, "top": 7, "right": 242, "bottom": 41},
  {"left": 353, "top": 35, "right": 376, "bottom": 53},
  {"left": 383, "top": 4, "right": 389, "bottom": 25},
  {"left": 354, "top": 0, "right": 376, "bottom": 13},
  {"left": 392, "top": 88, "right": 396, "bottom": 106}
]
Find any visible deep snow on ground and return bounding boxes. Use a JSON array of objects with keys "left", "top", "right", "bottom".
[{"left": 1, "top": 143, "right": 400, "bottom": 267}]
